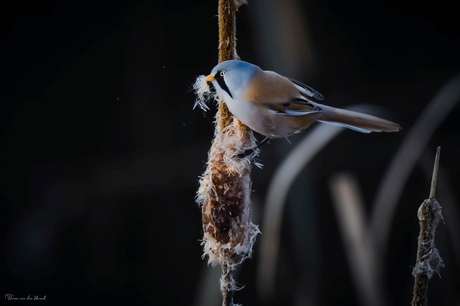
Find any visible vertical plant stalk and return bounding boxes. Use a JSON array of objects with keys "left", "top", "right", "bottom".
[
  {"left": 329, "top": 173, "right": 387, "bottom": 306},
  {"left": 196, "top": 1, "right": 259, "bottom": 306},
  {"left": 411, "top": 147, "right": 444, "bottom": 306},
  {"left": 218, "top": 0, "right": 239, "bottom": 63}
]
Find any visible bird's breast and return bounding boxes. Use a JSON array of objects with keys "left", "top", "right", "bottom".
[{"left": 224, "top": 97, "right": 266, "bottom": 133}]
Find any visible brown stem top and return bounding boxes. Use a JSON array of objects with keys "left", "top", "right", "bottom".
[
  {"left": 218, "top": 0, "right": 237, "bottom": 63},
  {"left": 429, "top": 146, "right": 441, "bottom": 199}
]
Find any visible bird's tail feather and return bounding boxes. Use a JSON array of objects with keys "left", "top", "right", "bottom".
[{"left": 317, "top": 104, "right": 401, "bottom": 133}]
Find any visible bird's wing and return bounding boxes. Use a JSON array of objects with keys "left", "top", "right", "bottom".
[
  {"left": 242, "top": 69, "right": 324, "bottom": 116},
  {"left": 288, "top": 78, "right": 324, "bottom": 101},
  {"left": 265, "top": 98, "right": 322, "bottom": 116}
]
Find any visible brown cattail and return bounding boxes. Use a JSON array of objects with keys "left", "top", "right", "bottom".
[
  {"left": 196, "top": 102, "right": 260, "bottom": 269},
  {"left": 194, "top": 2, "right": 258, "bottom": 304},
  {"left": 195, "top": 84, "right": 260, "bottom": 301}
]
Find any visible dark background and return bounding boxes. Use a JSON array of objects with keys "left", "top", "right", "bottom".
[{"left": 1, "top": 0, "right": 459, "bottom": 305}]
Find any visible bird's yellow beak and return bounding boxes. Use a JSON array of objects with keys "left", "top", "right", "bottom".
[{"left": 205, "top": 74, "right": 215, "bottom": 82}]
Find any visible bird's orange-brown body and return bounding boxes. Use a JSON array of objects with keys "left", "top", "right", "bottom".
[{"left": 203, "top": 60, "right": 400, "bottom": 138}]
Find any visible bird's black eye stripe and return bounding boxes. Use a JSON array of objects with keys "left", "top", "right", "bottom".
[{"left": 214, "top": 71, "right": 233, "bottom": 99}]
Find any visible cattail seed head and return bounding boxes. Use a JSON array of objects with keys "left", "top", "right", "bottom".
[{"left": 195, "top": 76, "right": 260, "bottom": 270}]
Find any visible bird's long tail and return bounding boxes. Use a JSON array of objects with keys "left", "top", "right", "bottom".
[{"left": 316, "top": 104, "right": 401, "bottom": 133}]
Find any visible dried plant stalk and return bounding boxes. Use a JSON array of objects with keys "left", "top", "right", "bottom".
[
  {"left": 411, "top": 147, "right": 444, "bottom": 306},
  {"left": 195, "top": 1, "right": 259, "bottom": 305},
  {"left": 329, "top": 173, "right": 387, "bottom": 306}
]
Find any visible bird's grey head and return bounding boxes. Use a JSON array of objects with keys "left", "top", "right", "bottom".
[{"left": 207, "top": 60, "right": 258, "bottom": 100}]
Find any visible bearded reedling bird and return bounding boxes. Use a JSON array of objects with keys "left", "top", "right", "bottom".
[{"left": 203, "top": 60, "right": 400, "bottom": 144}]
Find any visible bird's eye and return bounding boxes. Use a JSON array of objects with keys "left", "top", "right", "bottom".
[{"left": 219, "top": 71, "right": 225, "bottom": 77}]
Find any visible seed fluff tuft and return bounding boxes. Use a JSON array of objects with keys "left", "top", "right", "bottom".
[{"left": 193, "top": 75, "right": 214, "bottom": 111}]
